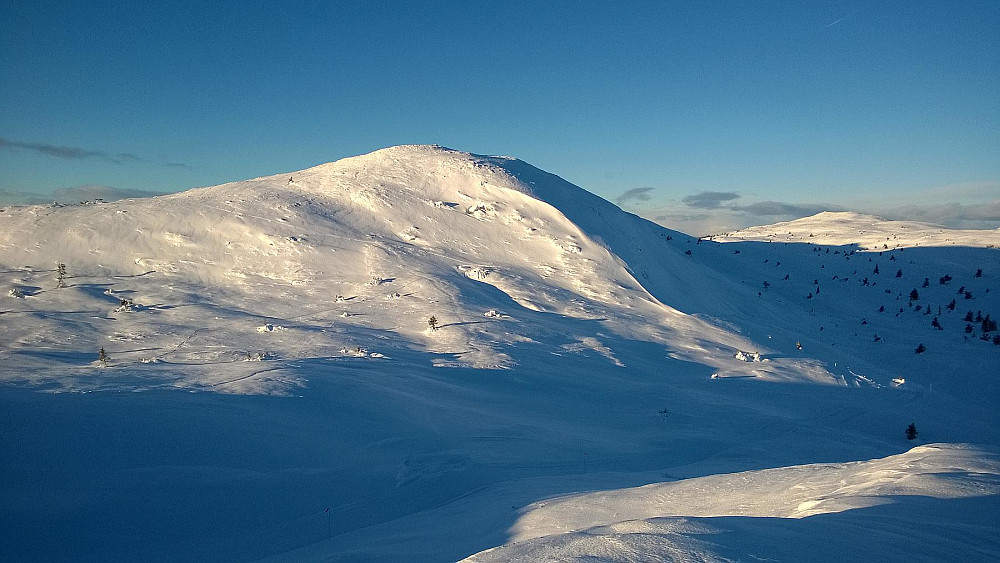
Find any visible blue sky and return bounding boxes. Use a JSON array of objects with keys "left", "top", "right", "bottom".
[{"left": 1, "top": 1, "right": 997, "bottom": 233}]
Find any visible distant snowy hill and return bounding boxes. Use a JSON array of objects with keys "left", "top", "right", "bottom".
[{"left": 1, "top": 146, "right": 998, "bottom": 561}]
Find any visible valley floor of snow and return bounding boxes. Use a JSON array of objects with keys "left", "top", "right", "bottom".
[{"left": 2, "top": 146, "right": 999, "bottom": 561}]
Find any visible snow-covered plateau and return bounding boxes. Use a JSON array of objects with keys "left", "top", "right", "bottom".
[{"left": 1, "top": 145, "right": 998, "bottom": 561}]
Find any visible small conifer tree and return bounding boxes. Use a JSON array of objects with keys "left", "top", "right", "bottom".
[
  {"left": 905, "top": 423, "right": 918, "bottom": 440},
  {"left": 428, "top": 316, "right": 439, "bottom": 331}
]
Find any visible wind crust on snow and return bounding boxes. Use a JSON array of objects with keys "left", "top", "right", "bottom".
[{"left": 463, "top": 443, "right": 1000, "bottom": 562}]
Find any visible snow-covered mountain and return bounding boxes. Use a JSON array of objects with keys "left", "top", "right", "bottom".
[
  {"left": 1, "top": 145, "right": 998, "bottom": 561},
  {"left": 0, "top": 145, "right": 840, "bottom": 388}
]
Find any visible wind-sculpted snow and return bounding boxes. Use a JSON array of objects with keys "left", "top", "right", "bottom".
[{"left": 465, "top": 444, "right": 1000, "bottom": 562}]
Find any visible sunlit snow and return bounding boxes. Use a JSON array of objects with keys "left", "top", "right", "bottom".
[{"left": 1, "top": 146, "right": 998, "bottom": 561}]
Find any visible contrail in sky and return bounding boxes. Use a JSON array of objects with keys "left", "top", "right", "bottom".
[{"left": 826, "top": 9, "right": 858, "bottom": 28}]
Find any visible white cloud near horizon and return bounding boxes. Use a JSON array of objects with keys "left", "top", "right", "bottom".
[
  {"left": 614, "top": 187, "right": 656, "bottom": 206},
  {"left": 680, "top": 191, "right": 740, "bottom": 209}
]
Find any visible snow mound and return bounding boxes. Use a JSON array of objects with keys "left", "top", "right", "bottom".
[{"left": 464, "top": 443, "right": 1000, "bottom": 561}]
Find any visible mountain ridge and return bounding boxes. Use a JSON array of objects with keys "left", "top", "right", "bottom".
[{"left": 1, "top": 144, "right": 841, "bottom": 388}]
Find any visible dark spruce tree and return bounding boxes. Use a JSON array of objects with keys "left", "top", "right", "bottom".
[{"left": 905, "top": 423, "right": 918, "bottom": 440}]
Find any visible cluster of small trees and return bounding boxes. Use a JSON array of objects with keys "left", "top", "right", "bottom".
[
  {"left": 961, "top": 310, "right": 999, "bottom": 343},
  {"left": 866, "top": 265, "right": 996, "bottom": 349}
]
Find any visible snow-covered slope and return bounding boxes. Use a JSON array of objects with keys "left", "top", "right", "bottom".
[
  {"left": 0, "top": 144, "right": 834, "bottom": 389},
  {"left": 1, "top": 146, "right": 998, "bottom": 561},
  {"left": 465, "top": 443, "right": 1000, "bottom": 562},
  {"left": 716, "top": 210, "right": 1000, "bottom": 250}
]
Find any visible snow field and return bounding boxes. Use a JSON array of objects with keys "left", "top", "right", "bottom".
[{"left": 1, "top": 145, "right": 998, "bottom": 561}]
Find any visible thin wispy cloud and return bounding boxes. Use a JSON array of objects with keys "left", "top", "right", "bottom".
[
  {"left": 614, "top": 187, "right": 655, "bottom": 206},
  {"left": 826, "top": 8, "right": 859, "bottom": 28},
  {"left": 0, "top": 136, "right": 187, "bottom": 168},
  {"left": 0, "top": 136, "right": 140, "bottom": 164},
  {"left": 916, "top": 181, "right": 1000, "bottom": 202},
  {"left": 875, "top": 200, "right": 1000, "bottom": 228},
  {"left": 734, "top": 201, "right": 838, "bottom": 217},
  {"left": 681, "top": 191, "right": 741, "bottom": 209}
]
